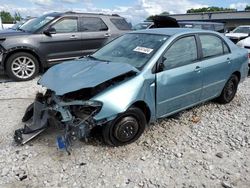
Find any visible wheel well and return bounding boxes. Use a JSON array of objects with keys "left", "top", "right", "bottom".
[
  {"left": 232, "top": 71, "right": 241, "bottom": 82},
  {"left": 4, "top": 49, "right": 42, "bottom": 71},
  {"left": 131, "top": 101, "right": 151, "bottom": 123}
]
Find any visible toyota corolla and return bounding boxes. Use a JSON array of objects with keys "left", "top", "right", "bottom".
[{"left": 14, "top": 28, "right": 249, "bottom": 152}]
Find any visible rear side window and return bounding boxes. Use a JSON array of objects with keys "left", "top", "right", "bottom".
[
  {"left": 110, "top": 18, "right": 131, "bottom": 30},
  {"left": 200, "top": 35, "right": 224, "bottom": 58},
  {"left": 53, "top": 18, "right": 78, "bottom": 33},
  {"left": 193, "top": 24, "right": 202, "bottom": 29},
  {"left": 81, "top": 17, "right": 108, "bottom": 31},
  {"left": 202, "top": 24, "right": 214, "bottom": 31},
  {"left": 223, "top": 42, "right": 230, "bottom": 54},
  {"left": 214, "top": 24, "right": 225, "bottom": 33},
  {"left": 163, "top": 36, "right": 198, "bottom": 70}
]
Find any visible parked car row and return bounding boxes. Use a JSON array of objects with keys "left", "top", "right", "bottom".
[
  {"left": 132, "top": 17, "right": 250, "bottom": 67},
  {"left": 225, "top": 25, "right": 250, "bottom": 66},
  {"left": 0, "top": 12, "right": 131, "bottom": 81},
  {"left": 133, "top": 18, "right": 226, "bottom": 33},
  {"left": 225, "top": 25, "right": 250, "bottom": 44},
  {"left": 0, "top": 12, "right": 249, "bottom": 83}
]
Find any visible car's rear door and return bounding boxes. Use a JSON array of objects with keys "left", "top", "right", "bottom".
[
  {"left": 41, "top": 16, "right": 83, "bottom": 63},
  {"left": 79, "top": 16, "right": 111, "bottom": 55},
  {"left": 198, "top": 34, "right": 232, "bottom": 101},
  {"left": 156, "top": 35, "right": 203, "bottom": 118}
]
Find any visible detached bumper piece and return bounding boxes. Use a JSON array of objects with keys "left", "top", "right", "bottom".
[
  {"left": 14, "top": 100, "right": 49, "bottom": 145},
  {"left": 14, "top": 92, "right": 103, "bottom": 154}
]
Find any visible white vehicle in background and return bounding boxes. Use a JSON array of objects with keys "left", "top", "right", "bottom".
[
  {"left": 0, "top": 17, "right": 3, "bottom": 30},
  {"left": 226, "top": 25, "right": 250, "bottom": 44},
  {"left": 237, "top": 37, "right": 250, "bottom": 66}
]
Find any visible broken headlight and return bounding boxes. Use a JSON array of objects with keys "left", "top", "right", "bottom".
[{"left": 70, "top": 100, "right": 102, "bottom": 120}]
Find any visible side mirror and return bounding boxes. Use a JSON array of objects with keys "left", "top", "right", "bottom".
[
  {"left": 156, "top": 62, "right": 165, "bottom": 73},
  {"left": 43, "top": 27, "right": 56, "bottom": 36}
]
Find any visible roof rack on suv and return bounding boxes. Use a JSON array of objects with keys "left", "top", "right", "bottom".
[
  {"left": 62, "top": 11, "right": 120, "bottom": 17},
  {"left": 111, "top": 14, "right": 120, "bottom": 17}
]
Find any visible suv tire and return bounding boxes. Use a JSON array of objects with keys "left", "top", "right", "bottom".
[{"left": 6, "top": 52, "right": 39, "bottom": 81}]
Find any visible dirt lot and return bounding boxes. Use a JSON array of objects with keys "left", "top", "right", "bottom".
[{"left": 0, "top": 75, "right": 249, "bottom": 188}]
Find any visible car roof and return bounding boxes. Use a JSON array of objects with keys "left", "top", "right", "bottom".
[
  {"left": 178, "top": 21, "right": 224, "bottom": 25},
  {"left": 131, "top": 28, "right": 216, "bottom": 36},
  {"left": 237, "top": 25, "right": 250, "bottom": 27},
  {"left": 45, "top": 11, "right": 122, "bottom": 18}
]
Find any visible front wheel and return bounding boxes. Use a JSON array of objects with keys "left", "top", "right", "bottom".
[
  {"left": 216, "top": 74, "right": 239, "bottom": 104},
  {"left": 102, "top": 107, "right": 146, "bottom": 146},
  {"left": 5, "top": 52, "right": 39, "bottom": 81}
]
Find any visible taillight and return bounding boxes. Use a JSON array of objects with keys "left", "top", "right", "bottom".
[{"left": 248, "top": 53, "right": 250, "bottom": 59}]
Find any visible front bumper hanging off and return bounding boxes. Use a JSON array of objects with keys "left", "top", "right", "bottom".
[{"left": 14, "top": 92, "right": 103, "bottom": 152}]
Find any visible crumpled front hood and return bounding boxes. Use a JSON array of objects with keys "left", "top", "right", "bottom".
[{"left": 38, "top": 58, "right": 139, "bottom": 95}]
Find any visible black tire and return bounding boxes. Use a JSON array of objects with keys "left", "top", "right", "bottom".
[
  {"left": 6, "top": 52, "right": 39, "bottom": 81},
  {"left": 216, "top": 74, "right": 239, "bottom": 104},
  {"left": 102, "top": 107, "right": 146, "bottom": 146}
]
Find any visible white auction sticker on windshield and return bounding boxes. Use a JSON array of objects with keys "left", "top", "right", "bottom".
[{"left": 133, "top": 46, "right": 153, "bottom": 54}]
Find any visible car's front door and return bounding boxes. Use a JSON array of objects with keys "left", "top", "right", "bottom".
[
  {"left": 41, "top": 17, "right": 83, "bottom": 63},
  {"left": 156, "top": 35, "right": 203, "bottom": 118},
  {"left": 79, "top": 17, "right": 111, "bottom": 55}
]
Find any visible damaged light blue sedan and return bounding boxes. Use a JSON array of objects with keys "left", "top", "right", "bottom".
[{"left": 14, "top": 28, "right": 249, "bottom": 151}]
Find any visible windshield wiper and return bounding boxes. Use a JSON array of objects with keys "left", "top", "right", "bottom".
[
  {"left": 88, "top": 55, "right": 109, "bottom": 62},
  {"left": 17, "top": 28, "right": 26, "bottom": 32}
]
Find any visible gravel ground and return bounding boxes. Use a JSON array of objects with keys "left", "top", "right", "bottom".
[{"left": 0, "top": 75, "right": 249, "bottom": 188}]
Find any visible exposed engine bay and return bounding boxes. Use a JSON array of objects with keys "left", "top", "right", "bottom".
[{"left": 14, "top": 91, "right": 104, "bottom": 154}]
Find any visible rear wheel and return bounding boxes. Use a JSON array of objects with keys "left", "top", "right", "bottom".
[
  {"left": 216, "top": 74, "right": 239, "bottom": 104},
  {"left": 102, "top": 107, "right": 146, "bottom": 146},
  {"left": 6, "top": 52, "right": 39, "bottom": 81}
]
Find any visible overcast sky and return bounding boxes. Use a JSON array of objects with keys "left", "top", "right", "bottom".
[{"left": 0, "top": 0, "right": 249, "bottom": 23}]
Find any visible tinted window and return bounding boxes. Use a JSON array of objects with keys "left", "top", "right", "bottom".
[
  {"left": 193, "top": 24, "right": 202, "bottom": 29},
  {"left": 132, "top": 22, "right": 152, "bottom": 30},
  {"left": 202, "top": 24, "right": 214, "bottom": 31},
  {"left": 233, "top": 26, "right": 250, "bottom": 34},
  {"left": 81, "top": 17, "right": 108, "bottom": 31},
  {"left": 110, "top": 18, "right": 131, "bottom": 30},
  {"left": 21, "top": 15, "right": 55, "bottom": 33},
  {"left": 53, "top": 18, "right": 78, "bottom": 33},
  {"left": 163, "top": 36, "right": 197, "bottom": 70},
  {"left": 214, "top": 24, "right": 225, "bottom": 33},
  {"left": 200, "top": 35, "right": 223, "bottom": 58}
]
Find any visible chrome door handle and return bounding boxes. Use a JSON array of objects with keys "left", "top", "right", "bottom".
[
  {"left": 194, "top": 66, "right": 201, "bottom": 73},
  {"left": 70, "top": 35, "right": 78, "bottom": 39},
  {"left": 104, "top": 33, "right": 111, "bottom": 37}
]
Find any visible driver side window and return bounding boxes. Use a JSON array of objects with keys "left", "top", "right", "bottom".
[
  {"left": 163, "top": 36, "right": 198, "bottom": 70},
  {"left": 53, "top": 18, "right": 78, "bottom": 33}
]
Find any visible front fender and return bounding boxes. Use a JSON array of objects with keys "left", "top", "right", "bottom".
[{"left": 92, "top": 73, "right": 156, "bottom": 122}]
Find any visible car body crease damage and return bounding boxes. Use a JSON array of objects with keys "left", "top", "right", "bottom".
[{"left": 14, "top": 70, "right": 137, "bottom": 153}]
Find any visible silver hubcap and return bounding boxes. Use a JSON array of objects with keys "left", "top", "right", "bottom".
[{"left": 11, "top": 56, "right": 36, "bottom": 79}]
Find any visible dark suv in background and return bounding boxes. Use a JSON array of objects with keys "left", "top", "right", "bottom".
[{"left": 0, "top": 12, "right": 131, "bottom": 81}]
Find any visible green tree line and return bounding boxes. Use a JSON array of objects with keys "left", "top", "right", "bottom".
[
  {"left": 187, "top": 5, "right": 250, "bottom": 13},
  {"left": 0, "top": 11, "right": 22, "bottom": 23}
]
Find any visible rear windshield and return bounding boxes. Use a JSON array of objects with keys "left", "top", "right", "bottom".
[{"left": 110, "top": 18, "right": 131, "bottom": 30}]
